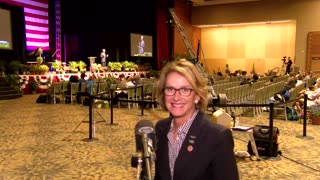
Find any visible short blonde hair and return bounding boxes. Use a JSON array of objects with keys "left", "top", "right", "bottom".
[{"left": 156, "top": 59, "right": 208, "bottom": 112}]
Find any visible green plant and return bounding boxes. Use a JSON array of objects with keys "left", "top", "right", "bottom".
[
  {"left": 108, "top": 62, "right": 122, "bottom": 71},
  {"left": 121, "top": 61, "right": 134, "bottom": 71},
  {"left": 39, "top": 65, "right": 49, "bottom": 73},
  {"left": 36, "top": 56, "right": 43, "bottom": 64},
  {"left": 8, "top": 60, "right": 23, "bottom": 74},
  {"left": 310, "top": 110, "right": 320, "bottom": 117},
  {"left": 52, "top": 60, "right": 62, "bottom": 70},
  {"left": 95, "top": 100, "right": 103, "bottom": 104},
  {"left": 78, "top": 60, "right": 87, "bottom": 71},
  {"left": 29, "top": 80, "right": 38, "bottom": 91},
  {"left": 68, "top": 61, "right": 79, "bottom": 69}
]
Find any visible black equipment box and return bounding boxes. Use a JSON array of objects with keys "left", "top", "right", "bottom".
[{"left": 247, "top": 125, "right": 280, "bottom": 157}]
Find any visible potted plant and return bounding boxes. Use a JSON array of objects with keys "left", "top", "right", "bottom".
[
  {"left": 68, "top": 61, "right": 79, "bottom": 73},
  {"left": 8, "top": 60, "right": 23, "bottom": 74},
  {"left": 78, "top": 60, "right": 87, "bottom": 73},
  {"left": 121, "top": 61, "right": 134, "bottom": 71},
  {"left": 95, "top": 99, "right": 103, "bottom": 108},
  {"left": 39, "top": 64, "right": 49, "bottom": 74},
  {"left": 29, "top": 80, "right": 38, "bottom": 94},
  {"left": 52, "top": 60, "right": 62, "bottom": 71},
  {"left": 36, "top": 56, "right": 43, "bottom": 64},
  {"left": 310, "top": 110, "right": 320, "bottom": 125},
  {"left": 101, "top": 101, "right": 109, "bottom": 108},
  {"left": 108, "top": 62, "right": 122, "bottom": 72}
]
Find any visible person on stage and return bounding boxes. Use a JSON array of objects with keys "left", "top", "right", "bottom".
[{"left": 100, "top": 48, "right": 108, "bottom": 67}]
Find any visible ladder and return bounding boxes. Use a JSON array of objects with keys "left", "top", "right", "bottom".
[{"left": 168, "top": 8, "right": 215, "bottom": 97}]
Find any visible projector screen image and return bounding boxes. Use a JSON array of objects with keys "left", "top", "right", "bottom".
[
  {"left": 130, "top": 33, "right": 152, "bottom": 57},
  {"left": 0, "top": 8, "right": 13, "bottom": 50}
]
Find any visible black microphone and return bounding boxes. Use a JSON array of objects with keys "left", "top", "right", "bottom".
[
  {"left": 135, "top": 119, "right": 157, "bottom": 153},
  {"left": 134, "top": 119, "right": 157, "bottom": 180}
]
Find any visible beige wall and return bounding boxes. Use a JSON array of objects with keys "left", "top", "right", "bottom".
[
  {"left": 200, "top": 22, "right": 296, "bottom": 75},
  {"left": 192, "top": 0, "right": 320, "bottom": 74}
]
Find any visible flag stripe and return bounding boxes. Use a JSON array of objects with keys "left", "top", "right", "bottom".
[
  {"left": 26, "top": 33, "right": 49, "bottom": 40},
  {"left": 25, "top": 29, "right": 48, "bottom": 35},
  {"left": 25, "top": 16, "right": 48, "bottom": 24}
]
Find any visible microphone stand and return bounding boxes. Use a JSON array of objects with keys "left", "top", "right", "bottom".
[
  {"left": 141, "top": 133, "right": 152, "bottom": 180},
  {"left": 52, "top": 50, "right": 58, "bottom": 59}
]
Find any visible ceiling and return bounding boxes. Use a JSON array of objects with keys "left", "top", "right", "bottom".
[{"left": 191, "top": 0, "right": 261, "bottom": 6}]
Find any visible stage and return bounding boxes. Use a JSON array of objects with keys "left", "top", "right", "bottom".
[{"left": 19, "top": 71, "right": 144, "bottom": 94}]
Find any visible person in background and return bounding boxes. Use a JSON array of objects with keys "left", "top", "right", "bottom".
[
  {"left": 285, "top": 57, "right": 293, "bottom": 75},
  {"left": 78, "top": 73, "right": 87, "bottom": 90},
  {"left": 293, "top": 77, "right": 320, "bottom": 115},
  {"left": 154, "top": 59, "right": 239, "bottom": 180},
  {"left": 100, "top": 48, "right": 108, "bottom": 67},
  {"left": 85, "top": 75, "right": 94, "bottom": 95},
  {"left": 303, "top": 71, "right": 311, "bottom": 81},
  {"left": 76, "top": 75, "right": 94, "bottom": 105}
]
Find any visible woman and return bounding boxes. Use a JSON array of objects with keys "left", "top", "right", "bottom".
[{"left": 155, "top": 59, "right": 239, "bottom": 180}]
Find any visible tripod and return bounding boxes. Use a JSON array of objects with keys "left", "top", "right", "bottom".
[{"left": 72, "top": 106, "right": 107, "bottom": 138}]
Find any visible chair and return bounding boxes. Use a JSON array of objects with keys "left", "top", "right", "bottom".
[
  {"left": 118, "top": 86, "right": 135, "bottom": 109},
  {"left": 52, "top": 82, "right": 63, "bottom": 104},
  {"left": 91, "top": 83, "right": 98, "bottom": 96},
  {"left": 61, "top": 80, "right": 69, "bottom": 100},
  {"left": 143, "top": 83, "right": 157, "bottom": 111},
  {"left": 64, "top": 82, "right": 79, "bottom": 103},
  {"left": 274, "top": 83, "right": 305, "bottom": 121},
  {"left": 135, "top": 85, "right": 142, "bottom": 108}
]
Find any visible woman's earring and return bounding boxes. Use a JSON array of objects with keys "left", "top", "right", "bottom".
[{"left": 194, "top": 100, "right": 198, "bottom": 104}]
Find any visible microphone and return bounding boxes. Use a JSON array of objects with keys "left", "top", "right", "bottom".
[
  {"left": 132, "top": 119, "right": 157, "bottom": 180},
  {"left": 135, "top": 119, "right": 156, "bottom": 152}
]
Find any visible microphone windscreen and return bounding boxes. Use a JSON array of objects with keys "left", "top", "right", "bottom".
[
  {"left": 135, "top": 120, "right": 156, "bottom": 152},
  {"left": 135, "top": 119, "right": 154, "bottom": 134}
]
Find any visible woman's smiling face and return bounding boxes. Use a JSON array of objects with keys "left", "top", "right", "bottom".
[{"left": 164, "top": 72, "right": 200, "bottom": 122}]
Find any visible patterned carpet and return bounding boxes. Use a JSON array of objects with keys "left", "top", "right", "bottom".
[{"left": 0, "top": 94, "right": 320, "bottom": 179}]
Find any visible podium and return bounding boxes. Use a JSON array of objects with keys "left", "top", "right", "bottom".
[{"left": 88, "top": 57, "right": 97, "bottom": 65}]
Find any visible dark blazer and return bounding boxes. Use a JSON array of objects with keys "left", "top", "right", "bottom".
[{"left": 155, "top": 111, "right": 239, "bottom": 180}]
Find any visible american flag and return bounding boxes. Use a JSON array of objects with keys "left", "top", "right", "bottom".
[{"left": 0, "top": 0, "right": 49, "bottom": 50}]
